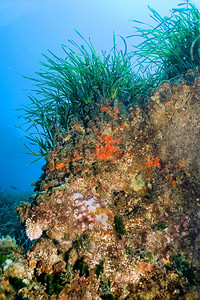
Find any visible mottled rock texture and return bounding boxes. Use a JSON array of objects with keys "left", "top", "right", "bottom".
[{"left": 1, "top": 72, "right": 200, "bottom": 299}]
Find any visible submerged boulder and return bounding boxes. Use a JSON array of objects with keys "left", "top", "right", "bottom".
[{"left": 1, "top": 71, "right": 200, "bottom": 299}]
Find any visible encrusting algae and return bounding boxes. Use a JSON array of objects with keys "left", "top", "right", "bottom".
[{"left": 0, "top": 69, "right": 200, "bottom": 299}]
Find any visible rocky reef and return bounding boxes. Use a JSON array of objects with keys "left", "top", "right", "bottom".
[{"left": 1, "top": 71, "right": 200, "bottom": 299}]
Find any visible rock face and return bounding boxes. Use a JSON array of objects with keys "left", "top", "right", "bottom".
[{"left": 1, "top": 72, "right": 200, "bottom": 299}]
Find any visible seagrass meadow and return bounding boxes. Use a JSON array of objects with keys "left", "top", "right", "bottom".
[{"left": 0, "top": 2, "right": 200, "bottom": 299}]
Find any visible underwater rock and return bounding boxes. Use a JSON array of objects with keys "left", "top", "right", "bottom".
[{"left": 1, "top": 71, "right": 200, "bottom": 299}]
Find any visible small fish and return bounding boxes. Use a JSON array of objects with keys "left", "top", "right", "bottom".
[{"left": 9, "top": 186, "right": 18, "bottom": 190}]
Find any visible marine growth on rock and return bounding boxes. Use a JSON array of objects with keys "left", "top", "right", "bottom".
[{"left": 1, "top": 69, "right": 200, "bottom": 299}]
